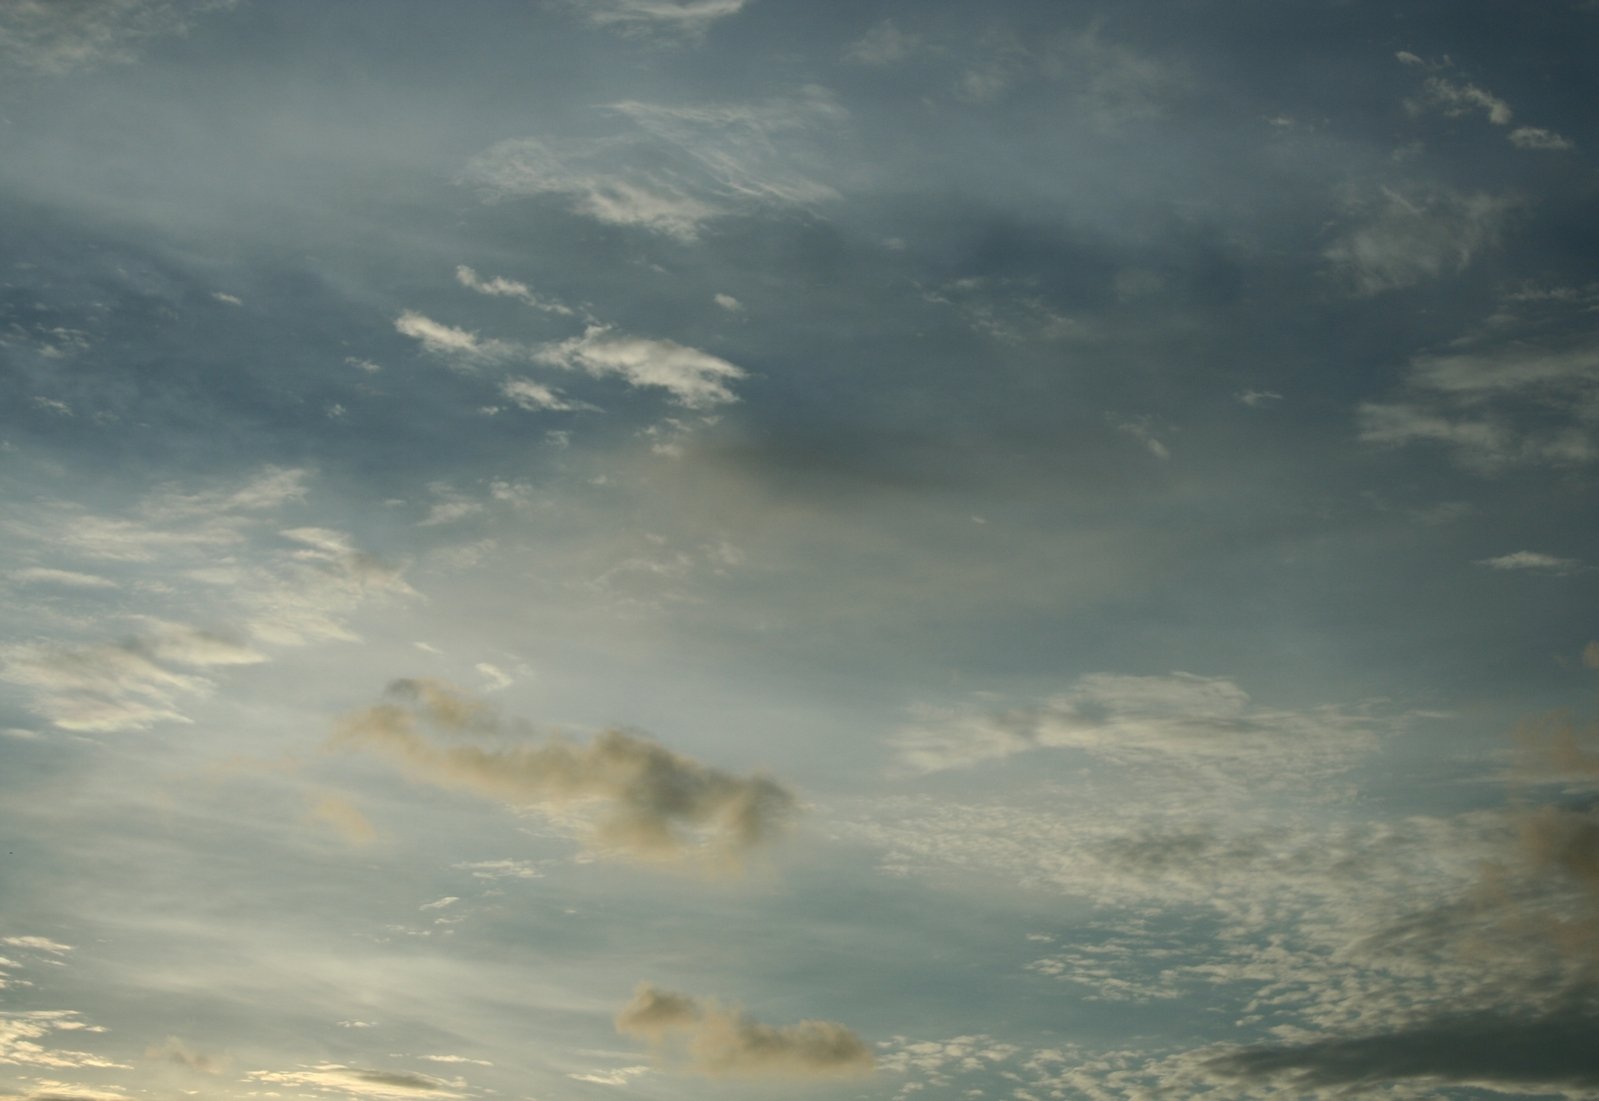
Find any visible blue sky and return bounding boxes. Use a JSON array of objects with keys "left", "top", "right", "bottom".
[{"left": 4, "top": 2, "right": 1599, "bottom": 1099}]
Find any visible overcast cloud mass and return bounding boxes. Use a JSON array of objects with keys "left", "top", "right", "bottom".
[{"left": 3, "top": 2, "right": 1599, "bottom": 1100}]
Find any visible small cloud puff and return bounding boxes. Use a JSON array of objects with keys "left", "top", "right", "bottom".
[
  {"left": 616, "top": 983, "right": 873, "bottom": 1079},
  {"left": 1477, "top": 551, "right": 1582, "bottom": 574},
  {"left": 536, "top": 326, "right": 745, "bottom": 409}
]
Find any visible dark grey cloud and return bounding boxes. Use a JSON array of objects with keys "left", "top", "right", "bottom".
[{"left": 1205, "top": 1008, "right": 1599, "bottom": 1094}]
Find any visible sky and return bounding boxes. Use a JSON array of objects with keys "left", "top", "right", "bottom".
[{"left": 2, "top": 1, "right": 1599, "bottom": 1099}]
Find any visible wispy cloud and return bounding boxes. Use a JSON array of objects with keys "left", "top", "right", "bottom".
[
  {"left": 565, "top": 0, "right": 751, "bottom": 40},
  {"left": 893, "top": 672, "right": 1378, "bottom": 780},
  {"left": 460, "top": 89, "right": 842, "bottom": 239},
  {"left": 535, "top": 327, "right": 745, "bottom": 409},
  {"left": 1324, "top": 185, "right": 1512, "bottom": 296},
  {"left": 1478, "top": 551, "right": 1583, "bottom": 574},
  {"left": 616, "top": 983, "right": 873, "bottom": 1078},
  {"left": 1359, "top": 309, "right": 1599, "bottom": 471},
  {"left": 0, "top": 0, "right": 236, "bottom": 75},
  {"left": 247, "top": 1064, "right": 464, "bottom": 1100},
  {"left": 454, "top": 266, "right": 574, "bottom": 315}
]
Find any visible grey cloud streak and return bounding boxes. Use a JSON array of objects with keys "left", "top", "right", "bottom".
[
  {"left": 1204, "top": 1008, "right": 1599, "bottom": 1095},
  {"left": 334, "top": 680, "right": 795, "bottom": 872}
]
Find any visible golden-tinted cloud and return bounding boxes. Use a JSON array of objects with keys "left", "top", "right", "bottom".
[
  {"left": 335, "top": 680, "right": 794, "bottom": 872},
  {"left": 615, "top": 983, "right": 873, "bottom": 1079}
]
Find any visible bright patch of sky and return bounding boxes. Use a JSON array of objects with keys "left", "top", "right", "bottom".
[{"left": 3, "top": 2, "right": 1599, "bottom": 1099}]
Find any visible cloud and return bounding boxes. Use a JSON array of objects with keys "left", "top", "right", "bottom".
[
  {"left": 8, "top": 569, "right": 116, "bottom": 590},
  {"left": 6, "top": 466, "right": 308, "bottom": 563},
  {"left": 843, "top": 19, "right": 921, "bottom": 66},
  {"left": 459, "top": 89, "right": 841, "bottom": 239},
  {"left": 145, "top": 1036, "right": 226, "bottom": 1074},
  {"left": 536, "top": 327, "right": 745, "bottom": 408},
  {"left": 1411, "top": 75, "right": 1514, "bottom": 126},
  {"left": 499, "top": 376, "right": 577, "bottom": 412},
  {"left": 1, "top": 937, "right": 71, "bottom": 955},
  {"left": 1203, "top": 1009, "right": 1599, "bottom": 1095},
  {"left": 0, "top": 0, "right": 235, "bottom": 75},
  {"left": 394, "top": 312, "right": 512, "bottom": 365},
  {"left": 335, "top": 680, "right": 795, "bottom": 872},
  {"left": 452, "top": 859, "right": 539, "bottom": 880},
  {"left": 1236, "top": 389, "right": 1282, "bottom": 408},
  {"left": 1478, "top": 551, "right": 1583, "bottom": 574},
  {"left": 3, "top": 472, "right": 414, "bottom": 731},
  {"left": 892, "top": 672, "right": 1378, "bottom": 780},
  {"left": 1112, "top": 416, "right": 1170, "bottom": 460},
  {"left": 1510, "top": 126, "right": 1575, "bottom": 151},
  {"left": 0, "top": 1011, "right": 128, "bottom": 1070},
  {"left": 1324, "top": 186, "right": 1513, "bottom": 295},
  {"left": 454, "top": 266, "right": 573, "bottom": 315},
  {"left": 1358, "top": 323, "right": 1599, "bottom": 472},
  {"left": 308, "top": 792, "right": 378, "bottom": 846},
  {"left": 566, "top": 0, "right": 750, "bottom": 38},
  {"left": 247, "top": 1065, "right": 463, "bottom": 1100},
  {"left": 1, "top": 639, "right": 207, "bottom": 733},
  {"left": 615, "top": 983, "right": 873, "bottom": 1079}
]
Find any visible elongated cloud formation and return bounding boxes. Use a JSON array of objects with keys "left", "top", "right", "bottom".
[
  {"left": 615, "top": 983, "right": 873, "bottom": 1078},
  {"left": 334, "top": 680, "right": 794, "bottom": 872}
]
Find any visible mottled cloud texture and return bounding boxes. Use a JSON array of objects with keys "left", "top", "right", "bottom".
[
  {"left": 334, "top": 680, "right": 794, "bottom": 871},
  {"left": 615, "top": 983, "right": 873, "bottom": 1078}
]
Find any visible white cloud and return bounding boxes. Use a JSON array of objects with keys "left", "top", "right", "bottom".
[
  {"left": 460, "top": 89, "right": 841, "bottom": 239},
  {"left": 843, "top": 19, "right": 921, "bottom": 66},
  {"left": 0, "top": 1010, "right": 128, "bottom": 1070},
  {"left": 537, "top": 327, "right": 745, "bottom": 409},
  {"left": 3, "top": 471, "right": 414, "bottom": 731},
  {"left": 1510, "top": 126, "right": 1574, "bottom": 151},
  {"left": 0, "top": 622, "right": 263, "bottom": 733},
  {"left": 454, "top": 265, "right": 573, "bottom": 315},
  {"left": 1237, "top": 389, "right": 1282, "bottom": 408},
  {"left": 1478, "top": 551, "right": 1582, "bottom": 574},
  {"left": 1359, "top": 321, "right": 1599, "bottom": 471},
  {"left": 892, "top": 672, "right": 1379, "bottom": 781},
  {"left": 713, "top": 293, "right": 742, "bottom": 312},
  {"left": 1113, "top": 416, "right": 1170, "bottom": 460},
  {"left": 1, "top": 937, "right": 72, "bottom": 955},
  {"left": 211, "top": 291, "right": 243, "bottom": 306},
  {"left": 248, "top": 1064, "right": 464, "bottom": 1100},
  {"left": 0, "top": 0, "right": 236, "bottom": 75},
  {"left": 8, "top": 568, "right": 117, "bottom": 589},
  {"left": 474, "top": 662, "right": 513, "bottom": 691},
  {"left": 1324, "top": 186, "right": 1512, "bottom": 295},
  {"left": 565, "top": 0, "right": 749, "bottom": 38},
  {"left": 394, "top": 311, "right": 509, "bottom": 364},
  {"left": 453, "top": 859, "right": 540, "bottom": 880},
  {"left": 1411, "top": 74, "right": 1514, "bottom": 126},
  {"left": 499, "top": 376, "right": 577, "bottom": 412}
]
